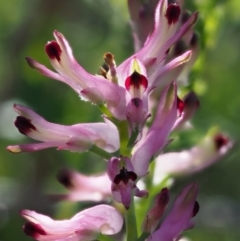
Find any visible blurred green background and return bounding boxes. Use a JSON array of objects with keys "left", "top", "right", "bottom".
[{"left": 0, "top": 0, "right": 240, "bottom": 240}]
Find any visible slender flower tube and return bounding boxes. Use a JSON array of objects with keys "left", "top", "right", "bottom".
[
  {"left": 6, "top": 104, "right": 119, "bottom": 153},
  {"left": 20, "top": 205, "right": 123, "bottom": 241},
  {"left": 51, "top": 169, "right": 111, "bottom": 202},
  {"left": 131, "top": 81, "right": 178, "bottom": 177},
  {"left": 153, "top": 133, "right": 232, "bottom": 183},
  {"left": 147, "top": 183, "right": 199, "bottom": 241}
]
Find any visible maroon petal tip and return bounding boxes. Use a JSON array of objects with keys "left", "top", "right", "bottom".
[
  {"left": 214, "top": 134, "right": 229, "bottom": 150},
  {"left": 23, "top": 222, "right": 47, "bottom": 237},
  {"left": 165, "top": 4, "right": 181, "bottom": 25},
  {"left": 15, "top": 116, "right": 36, "bottom": 135},
  {"left": 45, "top": 41, "right": 62, "bottom": 62},
  {"left": 57, "top": 169, "right": 74, "bottom": 188}
]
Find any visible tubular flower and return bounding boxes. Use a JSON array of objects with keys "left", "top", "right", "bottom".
[
  {"left": 147, "top": 183, "right": 199, "bottom": 241},
  {"left": 107, "top": 156, "right": 148, "bottom": 209},
  {"left": 20, "top": 205, "right": 123, "bottom": 241},
  {"left": 6, "top": 104, "right": 119, "bottom": 153},
  {"left": 153, "top": 132, "right": 232, "bottom": 182},
  {"left": 131, "top": 81, "right": 178, "bottom": 177},
  {"left": 51, "top": 169, "right": 111, "bottom": 202}
]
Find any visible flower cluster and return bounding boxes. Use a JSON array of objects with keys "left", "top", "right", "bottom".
[{"left": 7, "top": 0, "right": 232, "bottom": 241}]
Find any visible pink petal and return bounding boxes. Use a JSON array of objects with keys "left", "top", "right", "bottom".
[
  {"left": 20, "top": 205, "right": 123, "bottom": 241},
  {"left": 131, "top": 82, "right": 178, "bottom": 177},
  {"left": 8, "top": 104, "right": 119, "bottom": 153}
]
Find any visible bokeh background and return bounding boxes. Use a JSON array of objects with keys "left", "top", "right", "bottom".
[{"left": 1, "top": 0, "right": 240, "bottom": 240}]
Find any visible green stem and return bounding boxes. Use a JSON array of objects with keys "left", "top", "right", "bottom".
[
  {"left": 127, "top": 128, "right": 139, "bottom": 148},
  {"left": 137, "top": 232, "right": 149, "bottom": 241},
  {"left": 125, "top": 197, "right": 138, "bottom": 241},
  {"left": 89, "top": 145, "right": 116, "bottom": 159}
]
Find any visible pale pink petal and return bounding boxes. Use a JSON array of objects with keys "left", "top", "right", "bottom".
[
  {"left": 52, "top": 170, "right": 111, "bottom": 202},
  {"left": 153, "top": 133, "right": 232, "bottom": 181},
  {"left": 21, "top": 205, "right": 123, "bottom": 241},
  {"left": 7, "top": 104, "right": 119, "bottom": 153}
]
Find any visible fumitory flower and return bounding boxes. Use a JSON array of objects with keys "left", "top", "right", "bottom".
[
  {"left": 153, "top": 132, "right": 232, "bottom": 183},
  {"left": 20, "top": 204, "right": 123, "bottom": 241},
  {"left": 107, "top": 156, "right": 148, "bottom": 209},
  {"left": 51, "top": 169, "right": 111, "bottom": 202},
  {"left": 7, "top": 104, "right": 119, "bottom": 153},
  {"left": 146, "top": 183, "right": 199, "bottom": 241}
]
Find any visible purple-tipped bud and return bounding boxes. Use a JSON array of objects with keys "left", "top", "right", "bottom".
[
  {"left": 142, "top": 188, "right": 170, "bottom": 233},
  {"left": 57, "top": 170, "right": 74, "bottom": 188},
  {"left": 15, "top": 116, "right": 36, "bottom": 135},
  {"left": 45, "top": 41, "right": 62, "bottom": 61},
  {"left": 23, "top": 222, "right": 47, "bottom": 237},
  {"left": 181, "top": 10, "right": 191, "bottom": 25},
  {"left": 114, "top": 167, "right": 137, "bottom": 185},
  {"left": 214, "top": 134, "right": 229, "bottom": 150},
  {"left": 192, "top": 201, "right": 200, "bottom": 217},
  {"left": 184, "top": 91, "right": 200, "bottom": 108},
  {"left": 190, "top": 32, "right": 199, "bottom": 48},
  {"left": 173, "top": 40, "right": 188, "bottom": 57},
  {"left": 165, "top": 4, "right": 181, "bottom": 25}
]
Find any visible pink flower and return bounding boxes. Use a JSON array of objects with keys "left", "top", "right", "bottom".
[
  {"left": 147, "top": 183, "right": 199, "bottom": 241},
  {"left": 51, "top": 169, "right": 111, "bottom": 202},
  {"left": 153, "top": 133, "right": 232, "bottom": 182},
  {"left": 131, "top": 81, "right": 178, "bottom": 177},
  {"left": 20, "top": 204, "right": 123, "bottom": 241},
  {"left": 107, "top": 156, "right": 148, "bottom": 209},
  {"left": 7, "top": 104, "right": 119, "bottom": 153},
  {"left": 26, "top": 0, "right": 197, "bottom": 123}
]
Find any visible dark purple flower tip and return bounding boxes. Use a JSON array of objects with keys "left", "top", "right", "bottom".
[
  {"left": 181, "top": 10, "right": 191, "bottom": 24},
  {"left": 131, "top": 98, "right": 142, "bottom": 108},
  {"left": 192, "top": 201, "right": 200, "bottom": 217},
  {"left": 173, "top": 40, "right": 188, "bottom": 57},
  {"left": 15, "top": 116, "right": 36, "bottom": 135},
  {"left": 214, "top": 134, "right": 229, "bottom": 151},
  {"left": 45, "top": 41, "right": 62, "bottom": 62},
  {"left": 190, "top": 32, "right": 199, "bottom": 48},
  {"left": 184, "top": 91, "right": 200, "bottom": 108},
  {"left": 177, "top": 97, "right": 184, "bottom": 117},
  {"left": 165, "top": 4, "right": 181, "bottom": 25},
  {"left": 125, "top": 71, "right": 148, "bottom": 91},
  {"left": 23, "top": 222, "right": 47, "bottom": 237},
  {"left": 114, "top": 167, "right": 137, "bottom": 185},
  {"left": 57, "top": 170, "right": 74, "bottom": 188},
  {"left": 157, "top": 187, "right": 170, "bottom": 206}
]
